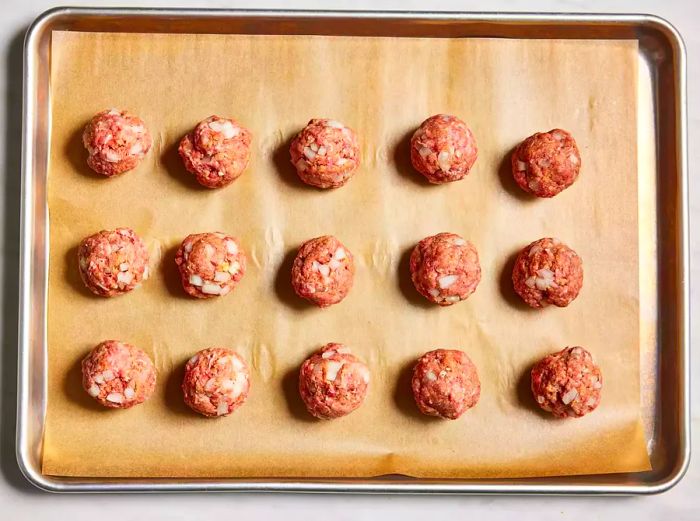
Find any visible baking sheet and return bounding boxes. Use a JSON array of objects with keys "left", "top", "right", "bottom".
[{"left": 42, "top": 31, "right": 650, "bottom": 478}]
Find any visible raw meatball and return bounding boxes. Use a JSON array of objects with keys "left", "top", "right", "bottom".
[
  {"left": 512, "top": 129, "right": 581, "bottom": 197},
  {"left": 411, "top": 349, "right": 481, "bottom": 420},
  {"left": 78, "top": 227, "right": 150, "bottom": 297},
  {"left": 178, "top": 115, "right": 252, "bottom": 188},
  {"left": 298, "top": 343, "right": 370, "bottom": 420},
  {"left": 291, "top": 235, "right": 355, "bottom": 307},
  {"left": 531, "top": 346, "right": 602, "bottom": 418},
  {"left": 410, "top": 114, "right": 478, "bottom": 184},
  {"left": 410, "top": 232, "right": 481, "bottom": 306},
  {"left": 182, "top": 348, "right": 251, "bottom": 417},
  {"left": 81, "top": 340, "right": 156, "bottom": 409},
  {"left": 82, "top": 109, "right": 152, "bottom": 176},
  {"left": 290, "top": 119, "right": 360, "bottom": 188},
  {"left": 512, "top": 237, "right": 583, "bottom": 308},
  {"left": 175, "top": 232, "right": 246, "bottom": 298}
]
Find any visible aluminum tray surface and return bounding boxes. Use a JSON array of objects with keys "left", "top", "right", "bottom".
[{"left": 17, "top": 8, "right": 689, "bottom": 494}]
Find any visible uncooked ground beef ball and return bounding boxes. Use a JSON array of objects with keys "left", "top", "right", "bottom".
[
  {"left": 182, "top": 348, "right": 251, "bottom": 417},
  {"left": 175, "top": 232, "right": 246, "bottom": 298},
  {"left": 298, "top": 343, "right": 370, "bottom": 420},
  {"left": 81, "top": 340, "right": 156, "bottom": 409},
  {"left": 290, "top": 119, "right": 360, "bottom": 188},
  {"left": 411, "top": 349, "right": 481, "bottom": 420},
  {"left": 178, "top": 115, "right": 252, "bottom": 188},
  {"left": 410, "top": 114, "right": 478, "bottom": 184},
  {"left": 291, "top": 235, "right": 354, "bottom": 307},
  {"left": 78, "top": 227, "right": 150, "bottom": 297},
  {"left": 410, "top": 232, "right": 481, "bottom": 306},
  {"left": 82, "top": 109, "right": 152, "bottom": 176},
  {"left": 511, "top": 128, "right": 581, "bottom": 197},
  {"left": 512, "top": 237, "right": 583, "bottom": 308},
  {"left": 531, "top": 346, "right": 602, "bottom": 418}
]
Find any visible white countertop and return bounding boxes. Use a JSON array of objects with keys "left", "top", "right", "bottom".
[{"left": 0, "top": 0, "right": 697, "bottom": 519}]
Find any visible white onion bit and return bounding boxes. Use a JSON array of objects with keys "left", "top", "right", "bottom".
[
  {"left": 516, "top": 160, "right": 527, "bottom": 171},
  {"left": 201, "top": 283, "right": 222, "bottom": 295},
  {"left": 214, "top": 271, "right": 231, "bottom": 283},
  {"left": 216, "top": 401, "right": 229, "bottom": 416},
  {"left": 106, "top": 392, "right": 124, "bottom": 404},
  {"left": 189, "top": 274, "right": 203, "bottom": 286},
  {"left": 562, "top": 388, "right": 578, "bottom": 405},
  {"left": 321, "top": 350, "right": 335, "bottom": 359},
  {"left": 88, "top": 384, "right": 100, "bottom": 397},
  {"left": 418, "top": 146, "right": 432, "bottom": 159},
  {"left": 438, "top": 275, "right": 458, "bottom": 289},
  {"left": 425, "top": 371, "right": 437, "bottom": 382},
  {"left": 334, "top": 248, "right": 346, "bottom": 260},
  {"left": 324, "top": 361, "right": 343, "bottom": 382},
  {"left": 124, "top": 387, "right": 135, "bottom": 399}
]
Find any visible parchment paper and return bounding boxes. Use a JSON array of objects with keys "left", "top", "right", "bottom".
[{"left": 42, "top": 31, "right": 650, "bottom": 478}]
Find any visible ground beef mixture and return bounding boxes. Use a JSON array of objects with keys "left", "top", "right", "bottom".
[
  {"left": 82, "top": 109, "right": 152, "bottom": 176},
  {"left": 512, "top": 237, "right": 583, "bottom": 308},
  {"left": 411, "top": 349, "right": 481, "bottom": 419},
  {"left": 410, "top": 114, "right": 478, "bottom": 184},
  {"left": 78, "top": 227, "right": 149, "bottom": 297},
  {"left": 299, "top": 343, "right": 370, "bottom": 419},
  {"left": 410, "top": 232, "right": 481, "bottom": 306},
  {"left": 290, "top": 119, "right": 360, "bottom": 188},
  {"left": 291, "top": 235, "right": 354, "bottom": 307},
  {"left": 179, "top": 115, "right": 252, "bottom": 188},
  {"left": 175, "top": 232, "right": 246, "bottom": 298},
  {"left": 512, "top": 128, "right": 581, "bottom": 197},
  {"left": 82, "top": 340, "right": 156, "bottom": 409},
  {"left": 182, "top": 347, "right": 251, "bottom": 417},
  {"left": 531, "top": 346, "right": 602, "bottom": 418}
]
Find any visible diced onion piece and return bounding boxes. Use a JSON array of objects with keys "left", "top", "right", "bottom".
[
  {"left": 216, "top": 401, "right": 229, "bottom": 416},
  {"left": 231, "top": 374, "right": 248, "bottom": 398},
  {"left": 124, "top": 387, "right": 135, "bottom": 399},
  {"left": 201, "top": 283, "right": 222, "bottom": 295},
  {"left": 562, "top": 388, "right": 578, "bottom": 405},
  {"left": 438, "top": 275, "right": 458, "bottom": 289},
  {"left": 334, "top": 248, "right": 346, "bottom": 260},
  {"left": 418, "top": 146, "right": 432, "bottom": 159},
  {"left": 225, "top": 240, "right": 238, "bottom": 255},
  {"left": 516, "top": 160, "right": 527, "bottom": 171},
  {"left": 318, "top": 264, "right": 330, "bottom": 277},
  {"left": 437, "top": 150, "right": 451, "bottom": 171},
  {"left": 189, "top": 274, "right": 203, "bottom": 286},
  {"left": 303, "top": 147, "right": 317, "bottom": 160},
  {"left": 324, "top": 361, "right": 344, "bottom": 382},
  {"left": 106, "top": 392, "right": 124, "bottom": 404},
  {"left": 88, "top": 384, "right": 100, "bottom": 397},
  {"left": 321, "top": 350, "right": 336, "bottom": 359},
  {"left": 214, "top": 271, "right": 231, "bottom": 283}
]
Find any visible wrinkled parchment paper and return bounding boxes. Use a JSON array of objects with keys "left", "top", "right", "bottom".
[{"left": 42, "top": 31, "right": 650, "bottom": 478}]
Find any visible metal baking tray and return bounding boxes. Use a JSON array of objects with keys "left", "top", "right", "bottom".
[{"left": 17, "top": 7, "right": 689, "bottom": 494}]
